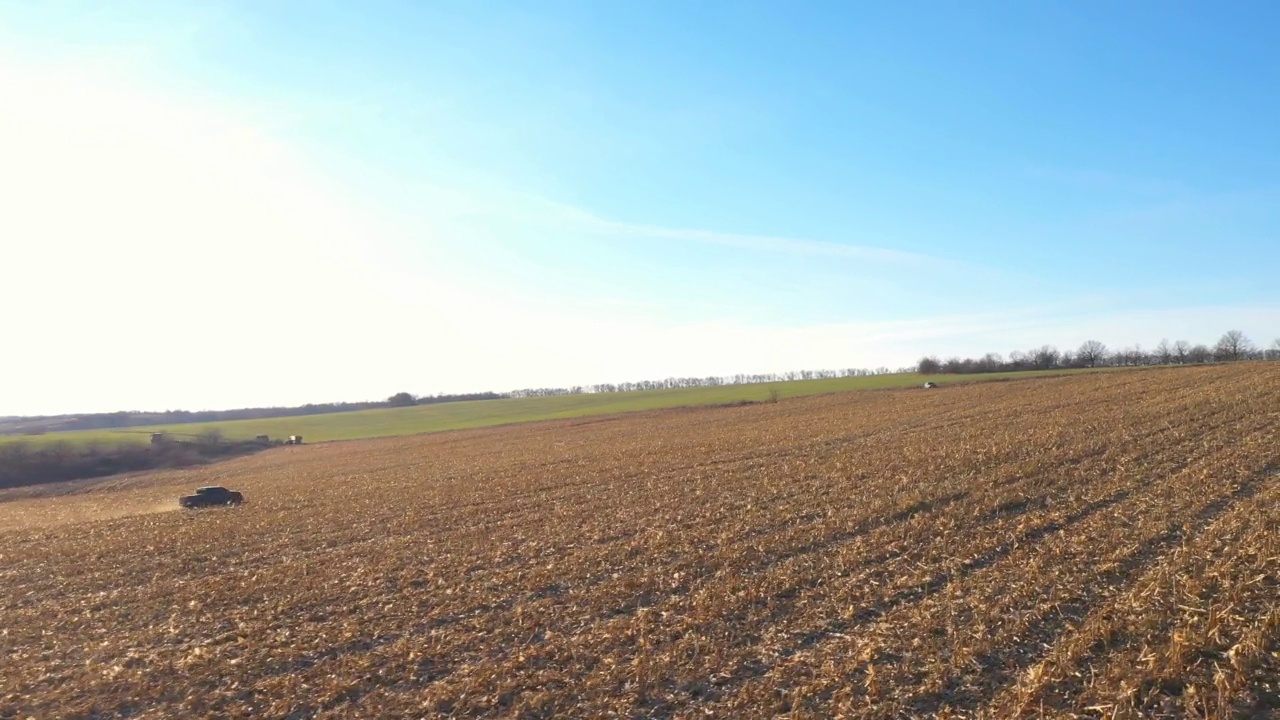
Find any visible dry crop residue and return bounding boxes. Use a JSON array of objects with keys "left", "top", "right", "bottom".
[{"left": 2, "top": 364, "right": 1279, "bottom": 718}]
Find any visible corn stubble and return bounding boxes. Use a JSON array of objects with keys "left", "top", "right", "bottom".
[{"left": 2, "top": 364, "right": 1279, "bottom": 718}]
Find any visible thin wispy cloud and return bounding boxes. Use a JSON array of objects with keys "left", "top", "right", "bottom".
[
  {"left": 1088, "top": 186, "right": 1280, "bottom": 228},
  {"left": 1025, "top": 165, "right": 1194, "bottom": 199},
  {"left": 589, "top": 219, "right": 945, "bottom": 266},
  {"left": 495, "top": 191, "right": 960, "bottom": 268}
]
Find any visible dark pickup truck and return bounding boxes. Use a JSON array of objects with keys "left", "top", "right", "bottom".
[{"left": 179, "top": 486, "right": 245, "bottom": 509}]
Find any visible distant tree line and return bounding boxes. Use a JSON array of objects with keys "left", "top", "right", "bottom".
[
  {"left": 387, "top": 368, "right": 915, "bottom": 403},
  {"left": 916, "top": 331, "right": 1280, "bottom": 375},
  {"left": 385, "top": 391, "right": 507, "bottom": 407},
  {"left": 1, "top": 393, "right": 509, "bottom": 436},
  {"left": 506, "top": 366, "right": 905, "bottom": 399},
  {"left": 2, "top": 401, "right": 393, "bottom": 436}
]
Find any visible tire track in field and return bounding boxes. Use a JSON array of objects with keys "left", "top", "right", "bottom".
[
  {"left": 403, "top": 397, "right": 1191, "bottom": 694},
  {"left": 37, "top": 371, "right": 1218, "bottom": 707},
  {"left": 988, "top": 464, "right": 1280, "bottom": 717},
  {"left": 0, "top": 380, "right": 1229, "bottom": 672},
  {"left": 6, "top": 366, "right": 1277, "bottom": 720},
  {"left": 909, "top": 454, "right": 1279, "bottom": 716},
  {"left": 890, "top": 412, "right": 1273, "bottom": 715},
  {"left": 678, "top": 394, "right": 1265, "bottom": 715},
  {"left": 848, "top": 408, "right": 1280, "bottom": 717}
]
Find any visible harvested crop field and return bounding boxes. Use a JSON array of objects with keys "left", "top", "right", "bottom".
[{"left": 3, "top": 364, "right": 1279, "bottom": 719}]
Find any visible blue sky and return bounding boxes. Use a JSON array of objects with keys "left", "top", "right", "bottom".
[{"left": 2, "top": 1, "right": 1278, "bottom": 414}]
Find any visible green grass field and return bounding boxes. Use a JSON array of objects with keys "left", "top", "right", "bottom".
[{"left": 1, "top": 368, "right": 1116, "bottom": 448}]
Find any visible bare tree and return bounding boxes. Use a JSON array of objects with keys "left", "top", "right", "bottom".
[
  {"left": 1130, "top": 344, "right": 1148, "bottom": 366},
  {"left": 1032, "top": 345, "right": 1060, "bottom": 370},
  {"left": 1077, "top": 340, "right": 1107, "bottom": 368},
  {"left": 979, "top": 352, "right": 1004, "bottom": 372},
  {"left": 1173, "top": 340, "right": 1191, "bottom": 364},
  {"left": 906, "top": 330, "right": 1275, "bottom": 376},
  {"left": 1214, "top": 330, "right": 1254, "bottom": 362},
  {"left": 1112, "top": 345, "right": 1146, "bottom": 367}
]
